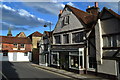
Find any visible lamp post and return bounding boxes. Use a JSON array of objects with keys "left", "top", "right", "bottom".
[{"left": 44, "top": 22, "right": 52, "bottom": 66}]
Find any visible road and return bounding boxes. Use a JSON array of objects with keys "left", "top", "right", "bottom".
[{"left": 0, "top": 61, "right": 72, "bottom": 80}]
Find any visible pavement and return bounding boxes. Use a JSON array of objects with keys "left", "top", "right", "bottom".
[
  {"left": 1, "top": 61, "right": 73, "bottom": 80},
  {"left": 31, "top": 63, "right": 109, "bottom": 80}
]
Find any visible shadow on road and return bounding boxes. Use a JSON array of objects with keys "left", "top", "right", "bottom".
[{"left": 2, "top": 61, "right": 20, "bottom": 80}]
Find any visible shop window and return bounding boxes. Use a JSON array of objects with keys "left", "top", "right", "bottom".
[
  {"left": 70, "top": 56, "right": 79, "bottom": 68},
  {"left": 63, "top": 34, "right": 69, "bottom": 44},
  {"left": 3, "top": 52, "right": 8, "bottom": 56},
  {"left": 13, "top": 43, "right": 17, "bottom": 48},
  {"left": 54, "top": 35, "right": 61, "bottom": 44},
  {"left": 72, "top": 32, "right": 84, "bottom": 43},
  {"left": 51, "top": 53, "right": 58, "bottom": 65}
]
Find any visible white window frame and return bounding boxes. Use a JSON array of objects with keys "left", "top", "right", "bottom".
[
  {"left": 69, "top": 48, "right": 84, "bottom": 70},
  {"left": 51, "top": 52, "right": 59, "bottom": 66}
]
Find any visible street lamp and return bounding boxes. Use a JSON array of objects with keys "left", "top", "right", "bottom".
[
  {"left": 43, "top": 22, "right": 52, "bottom": 67},
  {"left": 44, "top": 22, "right": 52, "bottom": 32}
]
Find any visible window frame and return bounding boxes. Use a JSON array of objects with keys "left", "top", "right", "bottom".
[
  {"left": 24, "top": 52, "right": 28, "bottom": 56},
  {"left": 63, "top": 16, "right": 69, "bottom": 25},
  {"left": 13, "top": 43, "right": 18, "bottom": 48},
  {"left": 72, "top": 32, "right": 84, "bottom": 43},
  {"left": 54, "top": 35, "right": 61, "bottom": 44},
  {"left": 63, "top": 34, "right": 69, "bottom": 44},
  {"left": 21, "top": 44, "right": 25, "bottom": 48},
  {"left": 3, "top": 52, "right": 8, "bottom": 56}
]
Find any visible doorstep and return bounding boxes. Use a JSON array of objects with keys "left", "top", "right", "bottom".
[{"left": 31, "top": 63, "right": 108, "bottom": 80}]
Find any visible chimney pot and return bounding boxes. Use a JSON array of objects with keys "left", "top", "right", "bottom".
[
  {"left": 60, "top": 10, "right": 63, "bottom": 14},
  {"left": 95, "top": 2, "right": 98, "bottom": 7},
  {"left": 88, "top": 6, "right": 91, "bottom": 8}
]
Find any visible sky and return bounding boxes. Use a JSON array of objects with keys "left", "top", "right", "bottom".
[{"left": 0, "top": 1, "right": 119, "bottom": 36}]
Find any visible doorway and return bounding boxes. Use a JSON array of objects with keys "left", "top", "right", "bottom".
[{"left": 59, "top": 52, "right": 69, "bottom": 70}]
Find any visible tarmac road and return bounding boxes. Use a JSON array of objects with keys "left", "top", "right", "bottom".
[{"left": 0, "top": 61, "right": 72, "bottom": 80}]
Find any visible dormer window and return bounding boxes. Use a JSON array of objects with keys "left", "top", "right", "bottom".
[
  {"left": 63, "top": 16, "right": 69, "bottom": 25},
  {"left": 21, "top": 44, "right": 25, "bottom": 48},
  {"left": 13, "top": 43, "right": 17, "bottom": 48}
]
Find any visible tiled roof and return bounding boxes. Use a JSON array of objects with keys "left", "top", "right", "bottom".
[
  {"left": 44, "top": 31, "right": 53, "bottom": 37},
  {"left": 0, "top": 36, "right": 31, "bottom": 44},
  {"left": 28, "top": 31, "right": 43, "bottom": 37},
  {"left": 100, "top": 7, "right": 120, "bottom": 19},
  {"left": 16, "top": 32, "right": 26, "bottom": 37},
  {"left": 66, "top": 5, "right": 97, "bottom": 24}
]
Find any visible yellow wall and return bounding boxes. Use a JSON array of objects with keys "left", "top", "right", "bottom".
[{"left": 32, "top": 36, "right": 42, "bottom": 49}]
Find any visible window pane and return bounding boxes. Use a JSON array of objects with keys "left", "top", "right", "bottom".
[
  {"left": 63, "top": 34, "right": 69, "bottom": 44},
  {"left": 70, "top": 56, "right": 79, "bottom": 68},
  {"left": 72, "top": 32, "right": 84, "bottom": 43},
  {"left": 54, "top": 35, "right": 61, "bottom": 44},
  {"left": 117, "top": 35, "right": 120, "bottom": 47},
  {"left": 21, "top": 44, "right": 24, "bottom": 48},
  {"left": 3, "top": 53, "right": 8, "bottom": 56},
  {"left": 103, "top": 37, "right": 108, "bottom": 47},
  {"left": 112, "top": 36, "right": 117, "bottom": 47},
  {"left": 51, "top": 53, "right": 58, "bottom": 64},
  {"left": 13, "top": 43, "right": 17, "bottom": 48}
]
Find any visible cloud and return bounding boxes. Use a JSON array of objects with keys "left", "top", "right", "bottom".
[
  {"left": 67, "top": 2, "right": 75, "bottom": 6},
  {"left": 25, "top": 2, "right": 65, "bottom": 15},
  {"left": 0, "top": 4, "right": 49, "bottom": 27},
  {"left": 1, "top": 22, "right": 28, "bottom": 30}
]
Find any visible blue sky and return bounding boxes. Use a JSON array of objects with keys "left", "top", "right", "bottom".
[{"left": 0, "top": 2, "right": 119, "bottom": 36}]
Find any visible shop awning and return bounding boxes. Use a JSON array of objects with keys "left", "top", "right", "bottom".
[
  {"left": 102, "top": 50, "right": 120, "bottom": 60},
  {"left": 51, "top": 48, "right": 79, "bottom": 52}
]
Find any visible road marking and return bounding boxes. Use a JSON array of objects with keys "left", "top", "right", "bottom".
[{"left": 0, "top": 70, "right": 8, "bottom": 80}]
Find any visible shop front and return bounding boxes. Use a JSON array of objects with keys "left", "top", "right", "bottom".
[{"left": 51, "top": 48, "right": 85, "bottom": 74}]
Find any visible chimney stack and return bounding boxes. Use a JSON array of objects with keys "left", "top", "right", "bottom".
[
  {"left": 95, "top": 2, "right": 98, "bottom": 7},
  {"left": 58, "top": 10, "right": 63, "bottom": 18},
  {"left": 86, "top": 2, "right": 99, "bottom": 15}
]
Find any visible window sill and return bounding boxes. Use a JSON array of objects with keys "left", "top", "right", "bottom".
[{"left": 87, "top": 68, "right": 95, "bottom": 72}]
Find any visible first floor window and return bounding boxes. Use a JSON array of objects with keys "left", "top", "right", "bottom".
[
  {"left": 13, "top": 43, "right": 17, "bottom": 48},
  {"left": 63, "top": 34, "right": 69, "bottom": 44},
  {"left": 3, "top": 52, "right": 8, "bottom": 56},
  {"left": 72, "top": 32, "right": 84, "bottom": 43},
  {"left": 103, "top": 35, "right": 117, "bottom": 47},
  {"left": 54, "top": 35, "right": 61, "bottom": 44},
  {"left": 24, "top": 53, "right": 28, "bottom": 56},
  {"left": 21, "top": 44, "right": 25, "bottom": 48},
  {"left": 117, "top": 35, "right": 120, "bottom": 47}
]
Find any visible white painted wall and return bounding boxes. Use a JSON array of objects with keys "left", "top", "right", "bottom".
[
  {"left": 98, "top": 60, "right": 117, "bottom": 76},
  {"left": 0, "top": 52, "right": 31, "bottom": 62}
]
